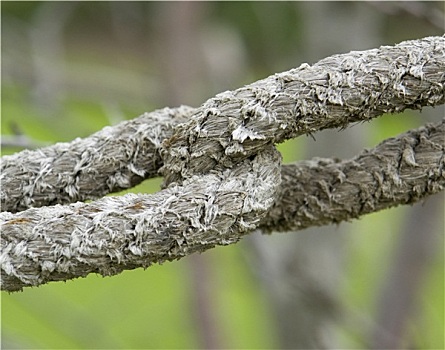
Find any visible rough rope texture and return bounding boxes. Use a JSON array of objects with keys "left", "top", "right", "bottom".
[
  {"left": 1, "top": 147, "right": 281, "bottom": 291},
  {"left": 1, "top": 106, "right": 195, "bottom": 212},
  {"left": 161, "top": 35, "right": 445, "bottom": 184},
  {"left": 1, "top": 36, "right": 444, "bottom": 291},
  {"left": 260, "top": 120, "right": 445, "bottom": 232},
  {"left": 2, "top": 35, "right": 444, "bottom": 212}
]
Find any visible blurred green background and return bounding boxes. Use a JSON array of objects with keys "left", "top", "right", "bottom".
[{"left": 1, "top": 2, "right": 444, "bottom": 349}]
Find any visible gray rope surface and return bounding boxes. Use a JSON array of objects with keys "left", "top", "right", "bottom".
[
  {"left": 2, "top": 36, "right": 444, "bottom": 212},
  {"left": 1, "top": 36, "right": 444, "bottom": 291}
]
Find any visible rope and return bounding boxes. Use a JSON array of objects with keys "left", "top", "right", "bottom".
[{"left": 1, "top": 36, "right": 444, "bottom": 291}]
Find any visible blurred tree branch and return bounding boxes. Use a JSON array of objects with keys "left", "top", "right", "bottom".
[
  {"left": 1, "top": 36, "right": 444, "bottom": 292},
  {"left": 367, "top": 1, "right": 445, "bottom": 31}
]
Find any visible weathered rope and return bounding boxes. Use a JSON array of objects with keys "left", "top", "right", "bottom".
[
  {"left": 1, "top": 147, "right": 281, "bottom": 291},
  {"left": 1, "top": 106, "right": 195, "bottom": 213},
  {"left": 161, "top": 35, "right": 445, "bottom": 184},
  {"left": 260, "top": 119, "right": 445, "bottom": 232},
  {"left": 1, "top": 36, "right": 444, "bottom": 291},
  {"left": 2, "top": 35, "right": 444, "bottom": 212}
]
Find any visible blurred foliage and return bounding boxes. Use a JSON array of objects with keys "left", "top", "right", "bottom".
[{"left": 1, "top": 2, "right": 443, "bottom": 349}]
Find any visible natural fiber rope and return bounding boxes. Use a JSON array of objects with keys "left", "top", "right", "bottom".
[{"left": 1, "top": 36, "right": 444, "bottom": 291}]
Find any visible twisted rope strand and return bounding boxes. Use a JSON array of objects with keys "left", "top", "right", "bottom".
[
  {"left": 1, "top": 106, "right": 195, "bottom": 213},
  {"left": 1, "top": 36, "right": 444, "bottom": 212},
  {"left": 1, "top": 36, "right": 444, "bottom": 292},
  {"left": 1, "top": 120, "right": 443, "bottom": 291},
  {"left": 260, "top": 119, "right": 445, "bottom": 232},
  {"left": 161, "top": 35, "right": 445, "bottom": 184},
  {"left": 1, "top": 147, "right": 281, "bottom": 291}
]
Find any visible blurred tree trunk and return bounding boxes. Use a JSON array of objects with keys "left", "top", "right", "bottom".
[
  {"left": 370, "top": 192, "right": 444, "bottom": 349},
  {"left": 246, "top": 2, "right": 382, "bottom": 348},
  {"left": 156, "top": 3, "right": 223, "bottom": 349},
  {"left": 247, "top": 3, "right": 444, "bottom": 349}
]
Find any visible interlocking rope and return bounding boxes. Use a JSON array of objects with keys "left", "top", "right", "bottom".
[{"left": 1, "top": 36, "right": 444, "bottom": 291}]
